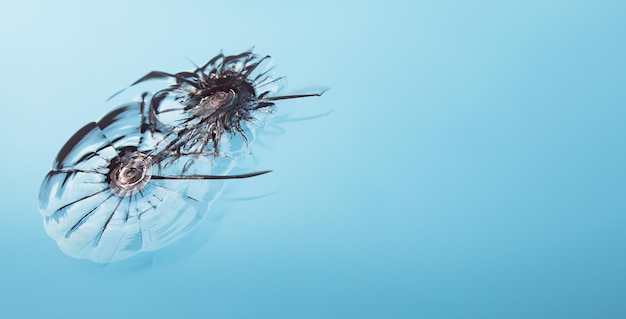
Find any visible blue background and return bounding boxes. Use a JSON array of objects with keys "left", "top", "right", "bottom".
[{"left": 1, "top": 1, "right": 625, "bottom": 318}]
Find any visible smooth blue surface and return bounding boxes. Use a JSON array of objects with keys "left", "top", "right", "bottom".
[{"left": 1, "top": 1, "right": 625, "bottom": 318}]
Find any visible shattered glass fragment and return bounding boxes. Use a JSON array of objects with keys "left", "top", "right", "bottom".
[
  {"left": 38, "top": 98, "right": 268, "bottom": 263},
  {"left": 115, "top": 50, "right": 325, "bottom": 159}
]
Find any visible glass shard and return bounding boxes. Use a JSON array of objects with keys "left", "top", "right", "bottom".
[{"left": 38, "top": 50, "right": 325, "bottom": 263}]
